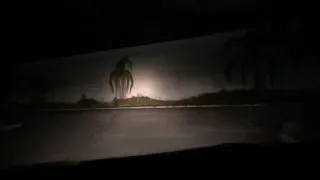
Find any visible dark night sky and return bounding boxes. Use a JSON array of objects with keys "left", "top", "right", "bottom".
[
  {"left": 4, "top": 0, "right": 282, "bottom": 62},
  {"left": 3, "top": 0, "right": 308, "bottom": 63}
]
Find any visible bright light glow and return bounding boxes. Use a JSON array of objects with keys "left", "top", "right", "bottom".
[{"left": 127, "top": 74, "right": 159, "bottom": 99}]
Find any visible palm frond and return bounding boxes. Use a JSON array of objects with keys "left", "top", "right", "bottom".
[
  {"left": 109, "top": 71, "right": 116, "bottom": 93},
  {"left": 125, "top": 74, "right": 130, "bottom": 94},
  {"left": 124, "top": 70, "right": 134, "bottom": 93},
  {"left": 123, "top": 56, "right": 132, "bottom": 71},
  {"left": 223, "top": 35, "right": 251, "bottom": 87},
  {"left": 116, "top": 56, "right": 132, "bottom": 71},
  {"left": 115, "top": 77, "right": 121, "bottom": 98},
  {"left": 110, "top": 56, "right": 134, "bottom": 99}
]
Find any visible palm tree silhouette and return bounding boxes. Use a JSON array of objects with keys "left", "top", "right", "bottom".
[
  {"left": 109, "top": 56, "right": 134, "bottom": 99},
  {"left": 223, "top": 29, "right": 276, "bottom": 90},
  {"left": 224, "top": 36, "right": 248, "bottom": 87}
]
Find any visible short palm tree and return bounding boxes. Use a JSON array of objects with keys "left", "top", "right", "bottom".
[{"left": 109, "top": 56, "right": 134, "bottom": 99}]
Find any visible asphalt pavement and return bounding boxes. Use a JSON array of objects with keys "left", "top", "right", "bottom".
[{"left": 0, "top": 105, "right": 313, "bottom": 169}]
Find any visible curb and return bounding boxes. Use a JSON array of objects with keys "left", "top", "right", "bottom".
[{"left": 40, "top": 104, "right": 268, "bottom": 111}]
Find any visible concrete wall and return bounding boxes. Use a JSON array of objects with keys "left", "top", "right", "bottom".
[{"left": 12, "top": 29, "right": 319, "bottom": 103}]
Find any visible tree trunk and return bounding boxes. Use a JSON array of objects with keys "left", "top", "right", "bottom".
[{"left": 115, "top": 80, "right": 120, "bottom": 99}]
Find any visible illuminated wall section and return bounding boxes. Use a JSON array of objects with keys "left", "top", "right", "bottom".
[{"left": 13, "top": 29, "right": 319, "bottom": 103}]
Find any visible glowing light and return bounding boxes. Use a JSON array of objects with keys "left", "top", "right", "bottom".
[{"left": 127, "top": 76, "right": 158, "bottom": 98}]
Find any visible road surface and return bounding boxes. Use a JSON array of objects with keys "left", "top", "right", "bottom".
[{"left": 0, "top": 105, "right": 315, "bottom": 169}]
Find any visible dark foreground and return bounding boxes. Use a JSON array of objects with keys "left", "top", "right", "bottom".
[{"left": 0, "top": 105, "right": 318, "bottom": 169}]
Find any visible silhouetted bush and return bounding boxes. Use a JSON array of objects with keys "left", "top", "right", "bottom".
[{"left": 77, "top": 94, "right": 100, "bottom": 108}]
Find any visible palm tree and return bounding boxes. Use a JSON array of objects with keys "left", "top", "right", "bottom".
[
  {"left": 224, "top": 36, "right": 248, "bottom": 87},
  {"left": 109, "top": 56, "right": 134, "bottom": 99},
  {"left": 223, "top": 29, "right": 276, "bottom": 90}
]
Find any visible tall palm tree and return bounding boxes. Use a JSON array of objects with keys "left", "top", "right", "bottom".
[
  {"left": 223, "top": 29, "right": 276, "bottom": 90},
  {"left": 109, "top": 56, "right": 134, "bottom": 99},
  {"left": 224, "top": 37, "right": 248, "bottom": 87}
]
